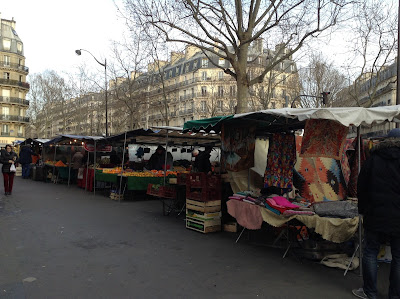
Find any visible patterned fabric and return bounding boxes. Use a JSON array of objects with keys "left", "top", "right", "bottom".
[
  {"left": 300, "top": 119, "right": 349, "bottom": 160},
  {"left": 347, "top": 137, "right": 366, "bottom": 197},
  {"left": 341, "top": 139, "right": 354, "bottom": 186},
  {"left": 294, "top": 136, "right": 347, "bottom": 203},
  {"left": 264, "top": 133, "right": 296, "bottom": 189},
  {"left": 221, "top": 123, "right": 256, "bottom": 172}
]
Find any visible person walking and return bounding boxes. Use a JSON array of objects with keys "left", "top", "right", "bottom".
[
  {"left": 1, "top": 144, "right": 18, "bottom": 195},
  {"left": 19, "top": 145, "right": 33, "bottom": 179},
  {"left": 352, "top": 128, "right": 400, "bottom": 299},
  {"left": 71, "top": 149, "right": 84, "bottom": 182}
]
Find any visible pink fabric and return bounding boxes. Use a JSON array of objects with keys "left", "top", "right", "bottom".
[
  {"left": 227, "top": 199, "right": 263, "bottom": 230},
  {"left": 272, "top": 196, "right": 300, "bottom": 209}
]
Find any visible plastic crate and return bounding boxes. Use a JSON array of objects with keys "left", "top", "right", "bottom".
[
  {"left": 159, "top": 186, "right": 177, "bottom": 199},
  {"left": 187, "top": 173, "right": 208, "bottom": 188},
  {"left": 147, "top": 184, "right": 161, "bottom": 197},
  {"left": 207, "top": 175, "right": 221, "bottom": 189}
]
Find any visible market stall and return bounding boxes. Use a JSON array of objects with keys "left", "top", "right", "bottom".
[{"left": 184, "top": 105, "right": 400, "bottom": 271}]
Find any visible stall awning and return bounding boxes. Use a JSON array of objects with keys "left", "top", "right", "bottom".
[
  {"left": 44, "top": 135, "right": 104, "bottom": 145},
  {"left": 102, "top": 128, "right": 220, "bottom": 146},
  {"left": 183, "top": 115, "right": 233, "bottom": 132},
  {"left": 184, "top": 106, "right": 400, "bottom": 133}
]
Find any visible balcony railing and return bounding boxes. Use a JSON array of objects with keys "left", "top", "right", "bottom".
[
  {"left": 0, "top": 79, "right": 30, "bottom": 89},
  {"left": 0, "top": 96, "right": 29, "bottom": 106},
  {"left": 0, "top": 61, "right": 29, "bottom": 73},
  {"left": 1, "top": 132, "right": 10, "bottom": 136},
  {"left": 17, "top": 133, "right": 23, "bottom": 137},
  {"left": 0, "top": 114, "right": 30, "bottom": 122}
]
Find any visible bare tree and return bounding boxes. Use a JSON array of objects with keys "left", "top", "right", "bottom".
[
  {"left": 121, "top": 0, "right": 349, "bottom": 113},
  {"left": 343, "top": 0, "right": 397, "bottom": 107},
  {"left": 298, "top": 53, "right": 347, "bottom": 107}
]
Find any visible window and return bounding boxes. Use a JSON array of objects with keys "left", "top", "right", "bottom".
[
  {"left": 388, "top": 99, "right": 392, "bottom": 105},
  {"left": 282, "top": 75, "right": 286, "bottom": 84},
  {"left": 201, "top": 101, "right": 207, "bottom": 112},
  {"left": 219, "top": 58, "right": 225, "bottom": 66},
  {"left": 183, "top": 90, "right": 187, "bottom": 98},
  {"left": 271, "top": 102, "right": 276, "bottom": 109},
  {"left": 185, "top": 64, "right": 190, "bottom": 73},
  {"left": 17, "top": 42, "right": 23, "bottom": 53},
  {"left": 218, "top": 86, "right": 224, "bottom": 97},
  {"left": 4, "top": 56, "right": 10, "bottom": 66},
  {"left": 217, "top": 100, "right": 223, "bottom": 111},
  {"left": 2, "top": 124, "right": 9, "bottom": 133},
  {"left": 202, "top": 58, "right": 208, "bottom": 67},
  {"left": 3, "top": 39, "right": 11, "bottom": 51},
  {"left": 176, "top": 66, "right": 180, "bottom": 74},
  {"left": 19, "top": 108, "right": 24, "bottom": 116},
  {"left": 18, "top": 125, "right": 23, "bottom": 134},
  {"left": 2, "top": 89, "right": 10, "bottom": 100},
  {"left": 191, "top": 88, "right": 194, "bottom": 97},
  {"left": 218, "top": 71, "right": 224, "bottom": 79},
  {"left": 201, "top": 86, "right": 207, "bottom": 96},
  {"left": 272, "top": 88, "right": 275, "bottom": 98},
  {"left": 230, "top": 86, "right": 236, "bottom": 97},
  {"left": 19, "top": 59, "right": 22, "bottom": 66},
  {"left": 2, "top": 107, "right": 9, "bottom": 115},
  {"left": 290, "top": 64, "right": 295, "bottom": 72},
  {"left": 19, "top": 75, "right": 22, "bottom": 82},
  {"left": 3, "top": 72, "right": 10, "bottom": 80},
  {"left": 202, "top": 71, "right": 207, "bottom": 81}
]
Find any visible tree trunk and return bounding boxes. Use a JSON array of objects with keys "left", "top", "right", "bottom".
[{"left": 236, "top": 43, "right": 250, "bottom": 114}]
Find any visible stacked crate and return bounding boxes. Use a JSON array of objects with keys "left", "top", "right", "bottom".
[{"left": 186, "top": 173, "right": 221, "bottom": 233}]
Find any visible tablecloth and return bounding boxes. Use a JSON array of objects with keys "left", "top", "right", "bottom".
[
  {"left": 95, "top": 172, "right": 118, "bottom": 184},
  {"left": 227, "top": 200, "right": 359, "bottom": 243}
]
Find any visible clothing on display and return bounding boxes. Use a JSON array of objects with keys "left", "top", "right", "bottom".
[
  {"left": 264, "top": 133, "right": 296, "bottom": 189},
  {"left": 312, "top": 200, "right": 358, "bottom": 219},
  {"left": 347, "top": 136, "right": 366, "bottom": 198},
  {"left": 300, "top": 119, "right": 348, "bottom": 160},
  {"left": 221, "top": 123, "right": 256, "bottom": 172}
]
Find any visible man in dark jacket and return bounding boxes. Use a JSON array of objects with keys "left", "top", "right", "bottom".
[
  {"left": 193, "top": 146, "right": 212, "bottom": 173},
  {"left": 352, "top": 128, "right": 400, "bottom": 299},
  {"left": 1, "top": 144, "right": 18, "bottom": 195},
  {"left": 19, "top": 145, "right": 33, "bottom": 179}
]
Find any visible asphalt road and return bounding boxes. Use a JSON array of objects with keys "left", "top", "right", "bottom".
[{"left": 0, "top": 177, "right": 390, "bottom": 299}]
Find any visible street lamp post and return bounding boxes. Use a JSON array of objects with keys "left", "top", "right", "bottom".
[{"left": 75, "top": 49, "right": 108, "bottom": 136}]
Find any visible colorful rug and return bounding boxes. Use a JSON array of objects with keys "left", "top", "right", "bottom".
[
  {"left": 221, "top": 123, "right": 256, "bottom": 172},
  {"left": 300, "top": 119, "right": 348, "bottom": 160},
  {"left": 294, "top": 136, "right": 346, "bottom": 203},
  {"left": 264, "top": 133, "right": 296, "bottom": 189}
]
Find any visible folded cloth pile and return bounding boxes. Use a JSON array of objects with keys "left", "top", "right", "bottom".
[{"left": 264, "top": 196, "right": 316, "bottom": 216}]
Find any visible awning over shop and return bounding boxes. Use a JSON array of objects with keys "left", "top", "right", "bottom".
[
  {"left": 184, "top": 106, "right": 400, "bottom": 133},
  {"left": 183, "top": 115, "right": 233, "bottom": 133},
  {"left": 44, "top": 135, "right": 104, "bottom": 146},
  {"left": 102, "top": 127, "right": 220, "bottom": 147}
]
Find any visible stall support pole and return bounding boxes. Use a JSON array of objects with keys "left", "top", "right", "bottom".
[
  {"left": 163, "top": 131, "right": 169, "bottom": 186},
  {"left": 85, "top": 149, "right": 90, "bottom": 192},
  {"left": 357, "top": 126, "right": 363, "bottom": 277},
  {"left": 52, "top": 145, "right": 57, "bottom": 183},
  {"left": 94, "top": 141, "right": 97, "bottom": 196},
  {"left": 118, "top": 132, "right": 127, "bottom": 202},
  {"left": 68, "top": 149, "right": 72, "bottom": 187}
]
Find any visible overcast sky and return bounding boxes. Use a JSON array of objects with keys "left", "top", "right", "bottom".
[{"left": 2, "top": 0, "right": 126, "bottom": 76}]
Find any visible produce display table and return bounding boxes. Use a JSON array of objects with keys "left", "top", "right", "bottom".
[
  {"left": 95, "top": 172, "right": 118, "bottom": 184},
  {"left": 126, "top": 176, "right": 166, "bottom": 191}
]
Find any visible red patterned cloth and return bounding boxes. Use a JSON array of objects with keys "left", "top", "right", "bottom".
[
  {"left": 300, "top": 119, "right": 348, "bottom": 160},
  {"left": 264, "top": 133, "right": 296, "bottom": 189}
]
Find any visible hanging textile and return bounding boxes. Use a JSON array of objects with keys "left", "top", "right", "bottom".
[
  {"left": 347, "top": 136, "right": 366, "bottom": 197},
  {"left": 294, "top": 136, "right": 347, "bottom": 203},
  {"left": 264, "top": 132, "right": 296, "bottom": 189},
  {"left": 341, "top": 139, "right": 355, "bottom": 186},
  {"left": 221, "top": 123, "right": 256, "bottom": 172},
  {"left": 300, "top": 119, "right": 348, "bottom": 160}
]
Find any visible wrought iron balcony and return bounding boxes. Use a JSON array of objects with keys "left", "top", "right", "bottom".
[
  {"left": 0, "top": 114, "right": 30, "bottom": 123},
  {"left": 0, "top": 61, "right": 29, "bottom": 73},
  {"left": 1, "top": 132, "right": 10, "bottom": 136},
  {"left": 0, "top": 78, "right": 30, "bottom": 89},
  {"left": 0, "top": 96, "right": 29, "bottom": 106}
]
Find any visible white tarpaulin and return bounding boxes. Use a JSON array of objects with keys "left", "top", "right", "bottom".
[{"left": 234, "top": 105, "right": 400, "bottom": 127}]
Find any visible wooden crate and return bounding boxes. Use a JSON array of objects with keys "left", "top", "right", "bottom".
[
  {"left": 169, "top": 178, "right": 177, "bottom": 184},
  {"left": 186, "top": 209, "right": 221, "bottom": 221},
  {"left": 186, "top": 199, "right": 221, "bottom": 213},
  {"left": 186, "top": 216, "right": 221, "bottom": 233},
  {"left": 223, "top": 222, "right": 238, "bottom": 233}
]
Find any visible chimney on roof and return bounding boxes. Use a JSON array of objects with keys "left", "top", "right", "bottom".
[{"left": 185, "top": 45, "right": 198, "bottom": 60}]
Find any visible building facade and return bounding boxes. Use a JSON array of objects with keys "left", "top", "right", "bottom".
[{"left": 0, "top": 14, "right": 30, "bottom": 146}]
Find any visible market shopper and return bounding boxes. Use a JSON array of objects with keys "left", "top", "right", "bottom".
[
  {"left": 352, "top": 128, "right": 400, "bottom": 299},
  {"left": 1, "top": 144, "right": 18, "bottom": 195},
  {"left": 193, "top": 146, "right": 213, "bottom": 173},
  {"left": 147, "top": 145, "right": 173, "bottom": 170},
  {"left": 71, "top": 149, "right": 84, "bottom": 181},
  {"left": 19, "top": 145, "right": 33, "bottom": 179}
]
